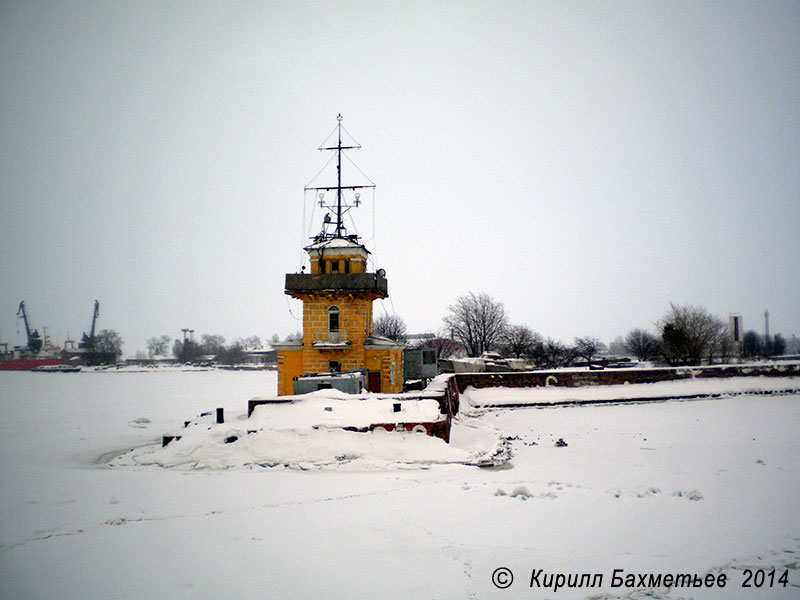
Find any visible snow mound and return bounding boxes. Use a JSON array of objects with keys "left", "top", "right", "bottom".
[{"left": 111, "top": 411, "right": 505, "bottom": 471}]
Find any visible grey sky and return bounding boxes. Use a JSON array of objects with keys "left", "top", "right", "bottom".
[{"left": 1, "top": 1, "right": 798, "bottom": 356}]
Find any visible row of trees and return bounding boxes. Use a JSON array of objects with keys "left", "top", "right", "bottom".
[
  {"left": 152, "top": 294, "right": 793, "bottom": 367},
  {"left": 376, "top": 292, "right": 792, "bottom": 367},
  {"left": 437, "top": 292, "right": 611, "bottom": 367}
]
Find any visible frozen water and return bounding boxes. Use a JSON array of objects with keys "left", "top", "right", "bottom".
[{"left": 1, "top": 369, "right": 798, "bottom": 599}]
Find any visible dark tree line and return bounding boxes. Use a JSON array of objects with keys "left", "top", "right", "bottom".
[{"left": 742, "top": 330, "right": 786, "bottom": 359}]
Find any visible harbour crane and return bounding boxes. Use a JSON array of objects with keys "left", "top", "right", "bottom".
[
  {"left": 17, "top": 301, "right": 43, "bottom": 353},
  {"left": 79, "top": 300, "right": 100, "bottom": 351}
]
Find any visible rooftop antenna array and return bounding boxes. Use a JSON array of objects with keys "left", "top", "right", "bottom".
[{"left": 304, "top": 114, "right": 375, "bottom": 242}]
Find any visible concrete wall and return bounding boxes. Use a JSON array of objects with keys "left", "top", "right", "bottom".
[
  {"left": 450, "top": 363, "right": 800, "bottom": 394},
  {"left": 443, "top": 362, "right": 800, "bottom": 413}
]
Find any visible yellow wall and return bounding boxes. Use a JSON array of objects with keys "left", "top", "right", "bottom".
[
  {"left": 299, "top": 292, "right": 375, "bottom": 375},
  {"left": 309, "top": 253, "right": 366, "bottom": 274},
  {"left": 278, "top": 345, "right": 403, "bottom": 395},
  {"left": 365, "top": 347, "right": 404, "bottom": 393},
  {"left": 276, "top": 349, "right": 303, "bottom": 396},
  {"left": 275, "top": 289, "right": 404, "bottom": 396}
]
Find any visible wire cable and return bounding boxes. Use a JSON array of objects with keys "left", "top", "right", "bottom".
[
  {"left": 304, "top": 152, "right": 336, "bottom": 189},
  {"left": 316, "top": 122, "right": 340, "bottom": 151},
  {"left": 343, "top": 151, "right": 376, "bottom": 186},
  {"left": 340, "top": 123, "right": 362, "bottom": 148}
]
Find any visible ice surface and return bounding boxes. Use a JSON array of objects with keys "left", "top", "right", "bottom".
[{"left": 1, "top": 370, "right": 798, "bottom": 599}]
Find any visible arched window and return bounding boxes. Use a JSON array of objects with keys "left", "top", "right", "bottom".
[{"left": 327, "top": 306, "right": 339, "bottom": 333}]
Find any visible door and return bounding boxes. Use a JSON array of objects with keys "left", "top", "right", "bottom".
[{"left": 367, "top": 371, "right": 381, "bottom": 393}]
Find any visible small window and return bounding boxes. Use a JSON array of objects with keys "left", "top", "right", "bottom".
[
  {"left": 328, "top": 360, "right": 340, "bottom": 373},
  {"left": 423, "top": 350, "right": 437, "bottom": 364},
  {"left": 330, "top": 260, "right": 340, "bottom": 273},
  {"left": 328, "top": 306, "right": 339, "bottom": 332},
  {"left": 319, "top": 260, "right": 326, "bottom": 274},
  {"left": 344, "top": 260, "right": 351, "bottom": 273}
]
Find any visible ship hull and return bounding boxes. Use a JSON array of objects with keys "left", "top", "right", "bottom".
[{"left": 0, "top": 358, "right": 63, "bottom": 371}]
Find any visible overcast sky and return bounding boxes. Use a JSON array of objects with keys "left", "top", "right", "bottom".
[{"left": 1, "top": 1, "right": 798, "bottom": 357}]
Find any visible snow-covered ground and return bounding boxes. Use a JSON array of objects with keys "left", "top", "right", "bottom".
[
  {"left": 1, "top": 370, "right": 798, "bottom": 599},
  {"left": 461, "top": 375, "right": 800, "bottom": 406}
]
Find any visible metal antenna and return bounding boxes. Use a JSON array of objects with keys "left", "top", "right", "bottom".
[{"left": 304, "top": 114, "right": 375, "bottom": 241}]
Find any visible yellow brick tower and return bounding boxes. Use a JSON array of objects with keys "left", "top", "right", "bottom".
[{"left": 275, "top": 115, "right": 404, "bottom": 395}]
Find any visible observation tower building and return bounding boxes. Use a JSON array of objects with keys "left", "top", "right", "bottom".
[{"left": 275, "top": 115, "right": 404, "bottom": 395}]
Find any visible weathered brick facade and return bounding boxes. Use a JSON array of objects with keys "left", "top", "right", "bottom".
[{"left": 300, "top": 292, "right": 373, "bottom": 373}]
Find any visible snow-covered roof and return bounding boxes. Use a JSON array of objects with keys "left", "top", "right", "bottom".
[
  {"left": 364, "top": 334, "right": 405, "bottom": 349},
  {"left": 304, "top": 236, "right": 370, "bottom": 254},
  {"left": 271, "top": 338, "right": 302, "bottom": 351}
]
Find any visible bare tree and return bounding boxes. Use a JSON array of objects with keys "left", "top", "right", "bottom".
[
  {"left": 146, "top": 335, "right": 171, "bottom": 357},
  {"left": 217, "top": 341, "right": 247, "bottom": 365},
  {"left": 770, "top": 334, "right": 787, "bottom": 357},
  {"left": 242, "top": 335, "right": 262, "bottom": 350},
  {"left": 608, "top": 336, "right": 626, "bottom": 356},
  {"left": 707, "top": 327, "right": 734, "bottom": 364},
  {"left": 373, "top": 314, "right": 408, "bottom": 343},
  {"left": 742, "top": 330, "right": 763, "bottom": 358},
  {"left": 426, "top": 335, "right": 465, "bottom": 359},
  {"left": 529, "top": 338, "right": 573, "bottom": 369},
  {"left": 624, "top": 328, "right": 661, "bottom": 361},
  {"left": 94, "top": 329, "right": 123, "bottom": 361},
  {"left": 443, "top": 292, "right": 508, "bottom": 357},
  {"left": 574, "top": 336, "right": 602, "bottom": 364},
  {"left": 659, "top": 304, "right": 726, "bottom": 365},
  {"left": 173, "top": 338, "right": 202, "bottom": 363},
  {"left": 745, "top": 331, "right": 788, "bottom": 359},
  {"left": 501, "top": 324, "right": 540, "bottom": 358},
  {"left": 200, "top": 334, "right": 225, "bottom": 355}
]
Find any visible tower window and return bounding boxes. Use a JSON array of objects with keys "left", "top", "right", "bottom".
[
  {"left": 328, "top": 306, "right": 339, "bottom": 332},
  {"left": 319, "top": 260, "right": 326, "bottom": 274},
  {"left": 344, "top": 260, "right": 351, "bottom": 273},
  {"left": 330, "top": 260, "right": 340, "bottom": 273}
]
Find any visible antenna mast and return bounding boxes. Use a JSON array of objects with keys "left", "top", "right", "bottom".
[
  {"left": 336, "top": 114, "right": 343, "bottom": 237},
  {"left": 304, "top": 114, "right": 375, "bottom": 241}
]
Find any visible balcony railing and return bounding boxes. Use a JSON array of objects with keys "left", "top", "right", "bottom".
[{"left": 285, "top": 272, "right": 388, "bottom": 296}]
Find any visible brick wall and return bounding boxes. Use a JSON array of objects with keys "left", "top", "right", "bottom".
[{"left": 300, "top": 292, "right": 374, "bottom": 374}]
